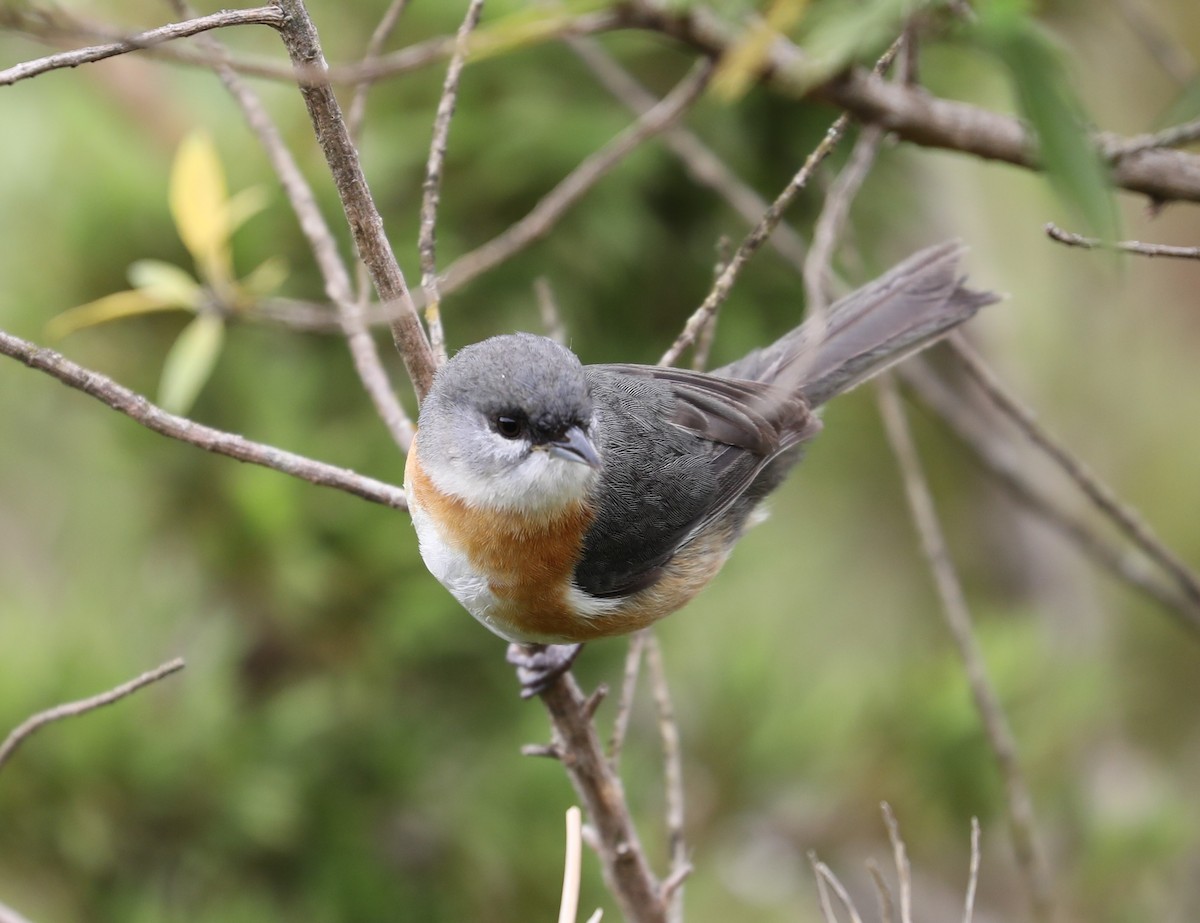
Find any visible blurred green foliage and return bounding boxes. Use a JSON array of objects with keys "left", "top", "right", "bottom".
[{"left": 2, "top": 2, "right": 1200, "bottom": 922}]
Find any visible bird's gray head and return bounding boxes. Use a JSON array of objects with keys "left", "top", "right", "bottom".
[{"left": 415, "top": 334, "right": 602, "bottom": 513}]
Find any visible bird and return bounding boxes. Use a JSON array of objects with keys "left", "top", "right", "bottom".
[{"left": 404, "top": 241, "right": 998, "bottom": 694}]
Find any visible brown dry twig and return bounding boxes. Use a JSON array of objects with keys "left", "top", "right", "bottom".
[
  {"left": 271, "top": 0, "right": 437, "bottom": 399},
  {"left": 607, "top": 632, "right": 648, "bottom": 769},
  {"left": 346, "top": 0, "right": 414, "bottom": 143},
  {"left": 0, "top": 658, "right": 185, "bottom": 771},
  {"left": 876, "top": 378, "right": 1053, "bottom": 923},
  {"left": 1045, "top": 222, "right": 1200, "bottom": 259},
  {"left": 0, "top": 330, "right": 407, "bottom": 509},
  {"left": 948, "top": 334, "right": 1200, "bottom": 614},
  {"left": 0, "top": 6, "right": 283, "bottom": 86},
  {"left": 419, "top": 0, "right": 486, "bottom": 365},
  {"left": 644, "top": 634, "right": 688, "bottom": 919}
]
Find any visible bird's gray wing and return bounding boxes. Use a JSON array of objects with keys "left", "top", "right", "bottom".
[{"left": 573, "top": 365, "right": 818, "bottom": 599}]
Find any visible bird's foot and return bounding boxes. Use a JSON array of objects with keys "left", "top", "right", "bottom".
[{"left": 506, "top": 642, "right": 584, "bottom": 699}]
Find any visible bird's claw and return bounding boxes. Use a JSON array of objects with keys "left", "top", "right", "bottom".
[{"left": 506, "top": 642, "right": 583, "bottom": 698}]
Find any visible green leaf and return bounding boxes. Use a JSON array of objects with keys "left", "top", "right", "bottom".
[
  {"left": 128, "top": 260, "right": 202, "bottom": 307},
  {"left": 241, "top": 257, "right": 289, "bottom": 298},
  {"left": 45, "top": 289, "right": 181, "bottom": 340},
  {"left": 975, "top": 2, "right": 1119, "bottom": 240},
  {"left": 158, "top": 313, "right": 225, "bottom": 415},
  {"left": 223, "top": 186, "right": 269, "bottom": 238}
]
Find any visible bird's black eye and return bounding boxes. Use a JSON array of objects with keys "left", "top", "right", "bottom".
[{"left": 494, "top": 414, "right": 526, "bottom": 439}]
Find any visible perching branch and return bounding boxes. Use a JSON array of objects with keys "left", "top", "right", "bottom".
[
  {"left": 0, "top": 329, "right": 407, "bottom": 510},
  {"left": 1045, "top": 222, "right": 1200, "bottom": 259}
]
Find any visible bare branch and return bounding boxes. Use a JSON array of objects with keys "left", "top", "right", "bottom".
[
  {"left": 271, "top": 0, "right": 437, "bottom": 398},
  {"left": 567, "top": 35, "right": 810, "bottom": 270},
  {"left": 1046, "top": 222, "right": 1200, "bottom": 259},
  {"left": 346, "top": 0, "right": 414, "bottom": 143},
  {"left": 558, "top": 806, "right": 584, "bottom": 923},
  {"left": 875, "top": 378, "right": 1053, "bottom": 923},
  {"left": 810, "top": 855, "right": 865, "bottom": 923},
  {"left": 964, "top": 817, "right": 982, "bottom": 923},
  {"left": 420, "top": 0, "right": 486, "bottom": 366},
  {"left": 0, "top": 658, "right": 185, "bottom": 771},
  {"left": 898, "top": 360, "right": 1200, "bottom": 633},
  {"left": 948, "top": 335, "right": 1200, "bottom": 614},
  {"left": 438, "top": 59, "right": 713, "bottom": 299},
  {"left": 0, "top": 330, "right": 407, "bottom": 509},
  {"left": 537, "top": 673, "right": 667, "bottom": 923},
  {"left": 880, "top": 804, "right": 913, "bottom": 923},
  {"left": 607, "top": 632, "right": 647, "bottom": 769},
  {"left": 0, "top": 6, "right": 283, "bottom": 87},
  {"left": 166, "top": 0, "right": 415, "bottom": 451},
  {"left": 866, "top": 860, "right": 896, "bottom": 923},
  {"left": 644, "top": 634, "right": 686, "bottom": 921},
  {"left": 0, "top": 899, "right": 35, "bottom": 923},
  {"left": 660, "top": 110, "right": 852, "bottom": 366}
]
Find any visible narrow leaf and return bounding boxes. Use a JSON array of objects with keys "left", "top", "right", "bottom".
[
  {"left": 170, "top": 131, "right": 233, "bottom": 284},
  {"left": 976, "top": 4, "right": 1119, "bottom": 240},
  {"left": 222, "top": 186, "right": 269, "bottom": 238},
  {"left": 128, "top": 259, "right": 202, "bottom": 306},
  {"left": 241, "top": 257, "right": 289, "bottom": 297},
  {"left": 158, "top": 313, "right": 225, "bottom": 415},
  {"left": 46, "top": 289, "right": 180, "bottom": 340}
]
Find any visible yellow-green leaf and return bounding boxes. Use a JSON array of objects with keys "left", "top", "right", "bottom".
[
  {"left": 128, "top": 260, "right": 202, "bottom": 306},
  {"left": 223, "top": 186, "right": 269, "bottom": 238},
  {"left": 241, "top": 257, "right": 289, "bottom": 297},
  {"left": 158, "top": 313, "right": 226, "bottom": 415},
  {"left": 170, "top": 131, "right": 232, "bottom": 284},
  {"left": 46, "top": 289, "right": 180, "bottom": 340}
]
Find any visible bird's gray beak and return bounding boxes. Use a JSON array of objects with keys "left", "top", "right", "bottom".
[{"left": 548, "top": 425, "right": 601, "bottom": 469}]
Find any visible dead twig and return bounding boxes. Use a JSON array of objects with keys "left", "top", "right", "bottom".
[
  {"left": 0, "top": 330, "right": 407, "bottom": 509},
  {"left": 809, "top": 854, "right": 866, "bottom": 923},
  {"left": 964, "top": 817, "right": 982, "bottom": 923},
  {"left": 645, "top": 634, "right": 687, "bottom": 921},
  {"left": 1045, "top": 222, "right": 1200, "bottom": 259},
  {"left": 876, "top": 378, "right": 1053, "bottom": 923},
  {"left": 880, "top": 804, "right": 913, "bottom": 923},
  {"left": 271, "top": 0, "right": 437, "bottom": 399},
  {"left": 420, "top": 0, "right": 486, "bottom": 365},
  {"left": 346, "top": 0, "right": 414, "bottom": 143},
  {"left": 607, "top": 632, "right": 648, "bottom": 769},
  {"left": 0, "top": 6, "right": 283, "bottom": 86},
  {"left": 660, "top": 111, "right": 853, "bottom": 366},
  {"left": 0, "top": 659, "right": 185, "bottom": 770},
  {"left": 558, "top": 806, "right": 584, "bottom": 923},
  {"left": 948, "top": 334, "right": 1200, "bottom": 615}
]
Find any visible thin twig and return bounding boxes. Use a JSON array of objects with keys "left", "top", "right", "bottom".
[
  {"left": 964, "top": 817, "right": 982, "bottom": 923},
  {"left": 866, "top": 860, "right": 896, "bottom": 923},
  {"left": 0, "top": 658, "right": 185, "bottom": 770},
  {"left": 438, "top": 59, "right": 713, "bottom": 299},
  {"left": 644, "top": 634, "right": 687, "bottom": 922},
  {"left": 535, "top": 277, "right": 567, "bottom": 345},
  {"left": 1107, "top": 117, "right": 1200, "bottom": 158},
  {"left": 0, "top": 899, "right": 34, "bottom": 923},
  {"left": 420, "top": 0, "right": 486, "bottom": 366},
  {"left": 271, "top": 0, "right": 437, "bottom": 399},
  {"left": 876, "top": 378, "right": 1053, "bottom": 923},
  {"left": 608, "top": 632, "right": 647, "bottom": 769},
  {"left": 880, "top": 804, "right": 913, "bottom": 923},
  {"left": 1045, "top": 222, "right": 1200, "bottom": 259},
  {"left": 810, "top": 854, "right": 842, "bottom": 923},
  {"left": 537, "top": 673, "right": 667, "bottom": 923},
  {"left": 948, "top": 334, "right": 1200, "bottom": 614},
  {"left": 898, "top": 361, "right": 1200, "bottom": 633},
  {"left": 0, "top": 6, "right": 283, "bottom": 86},
  {"left": 660, "top": 111, "right": 853, "bottom": 366},
  {"left": 346, "top": 0, "right": 414, "bottom": 143},
  {"left": 559, "top": 806, "right": 584, "bottom": 923},
  {"left": 166, "top": 0, "right": 415, "bottom": 451},
  {"left": 810, "top": 855, "right": 865, "bottom": 923},
  {"left": 0, "top": 329, "right": 407, "bottom": 509},
  {"left": 1107, "top": 0, "right": 1196, "bottom": 86},
  {"left": 568, "top": 35, "right": 810, "bottom": 269},
  {"left": 692, "top": 237, "right": 731, "bottom": 371},
  {"left": 803, "top": 123, "right": 885, "bottom": 313}
]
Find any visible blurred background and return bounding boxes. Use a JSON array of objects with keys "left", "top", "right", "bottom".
[{"left": 2, "top": 1, "right": 1199, "bottom": 921}]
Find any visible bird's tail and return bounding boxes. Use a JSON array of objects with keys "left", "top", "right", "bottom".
[{"left": 718, "top": 241, "right": 1000, "bottom": 407}]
